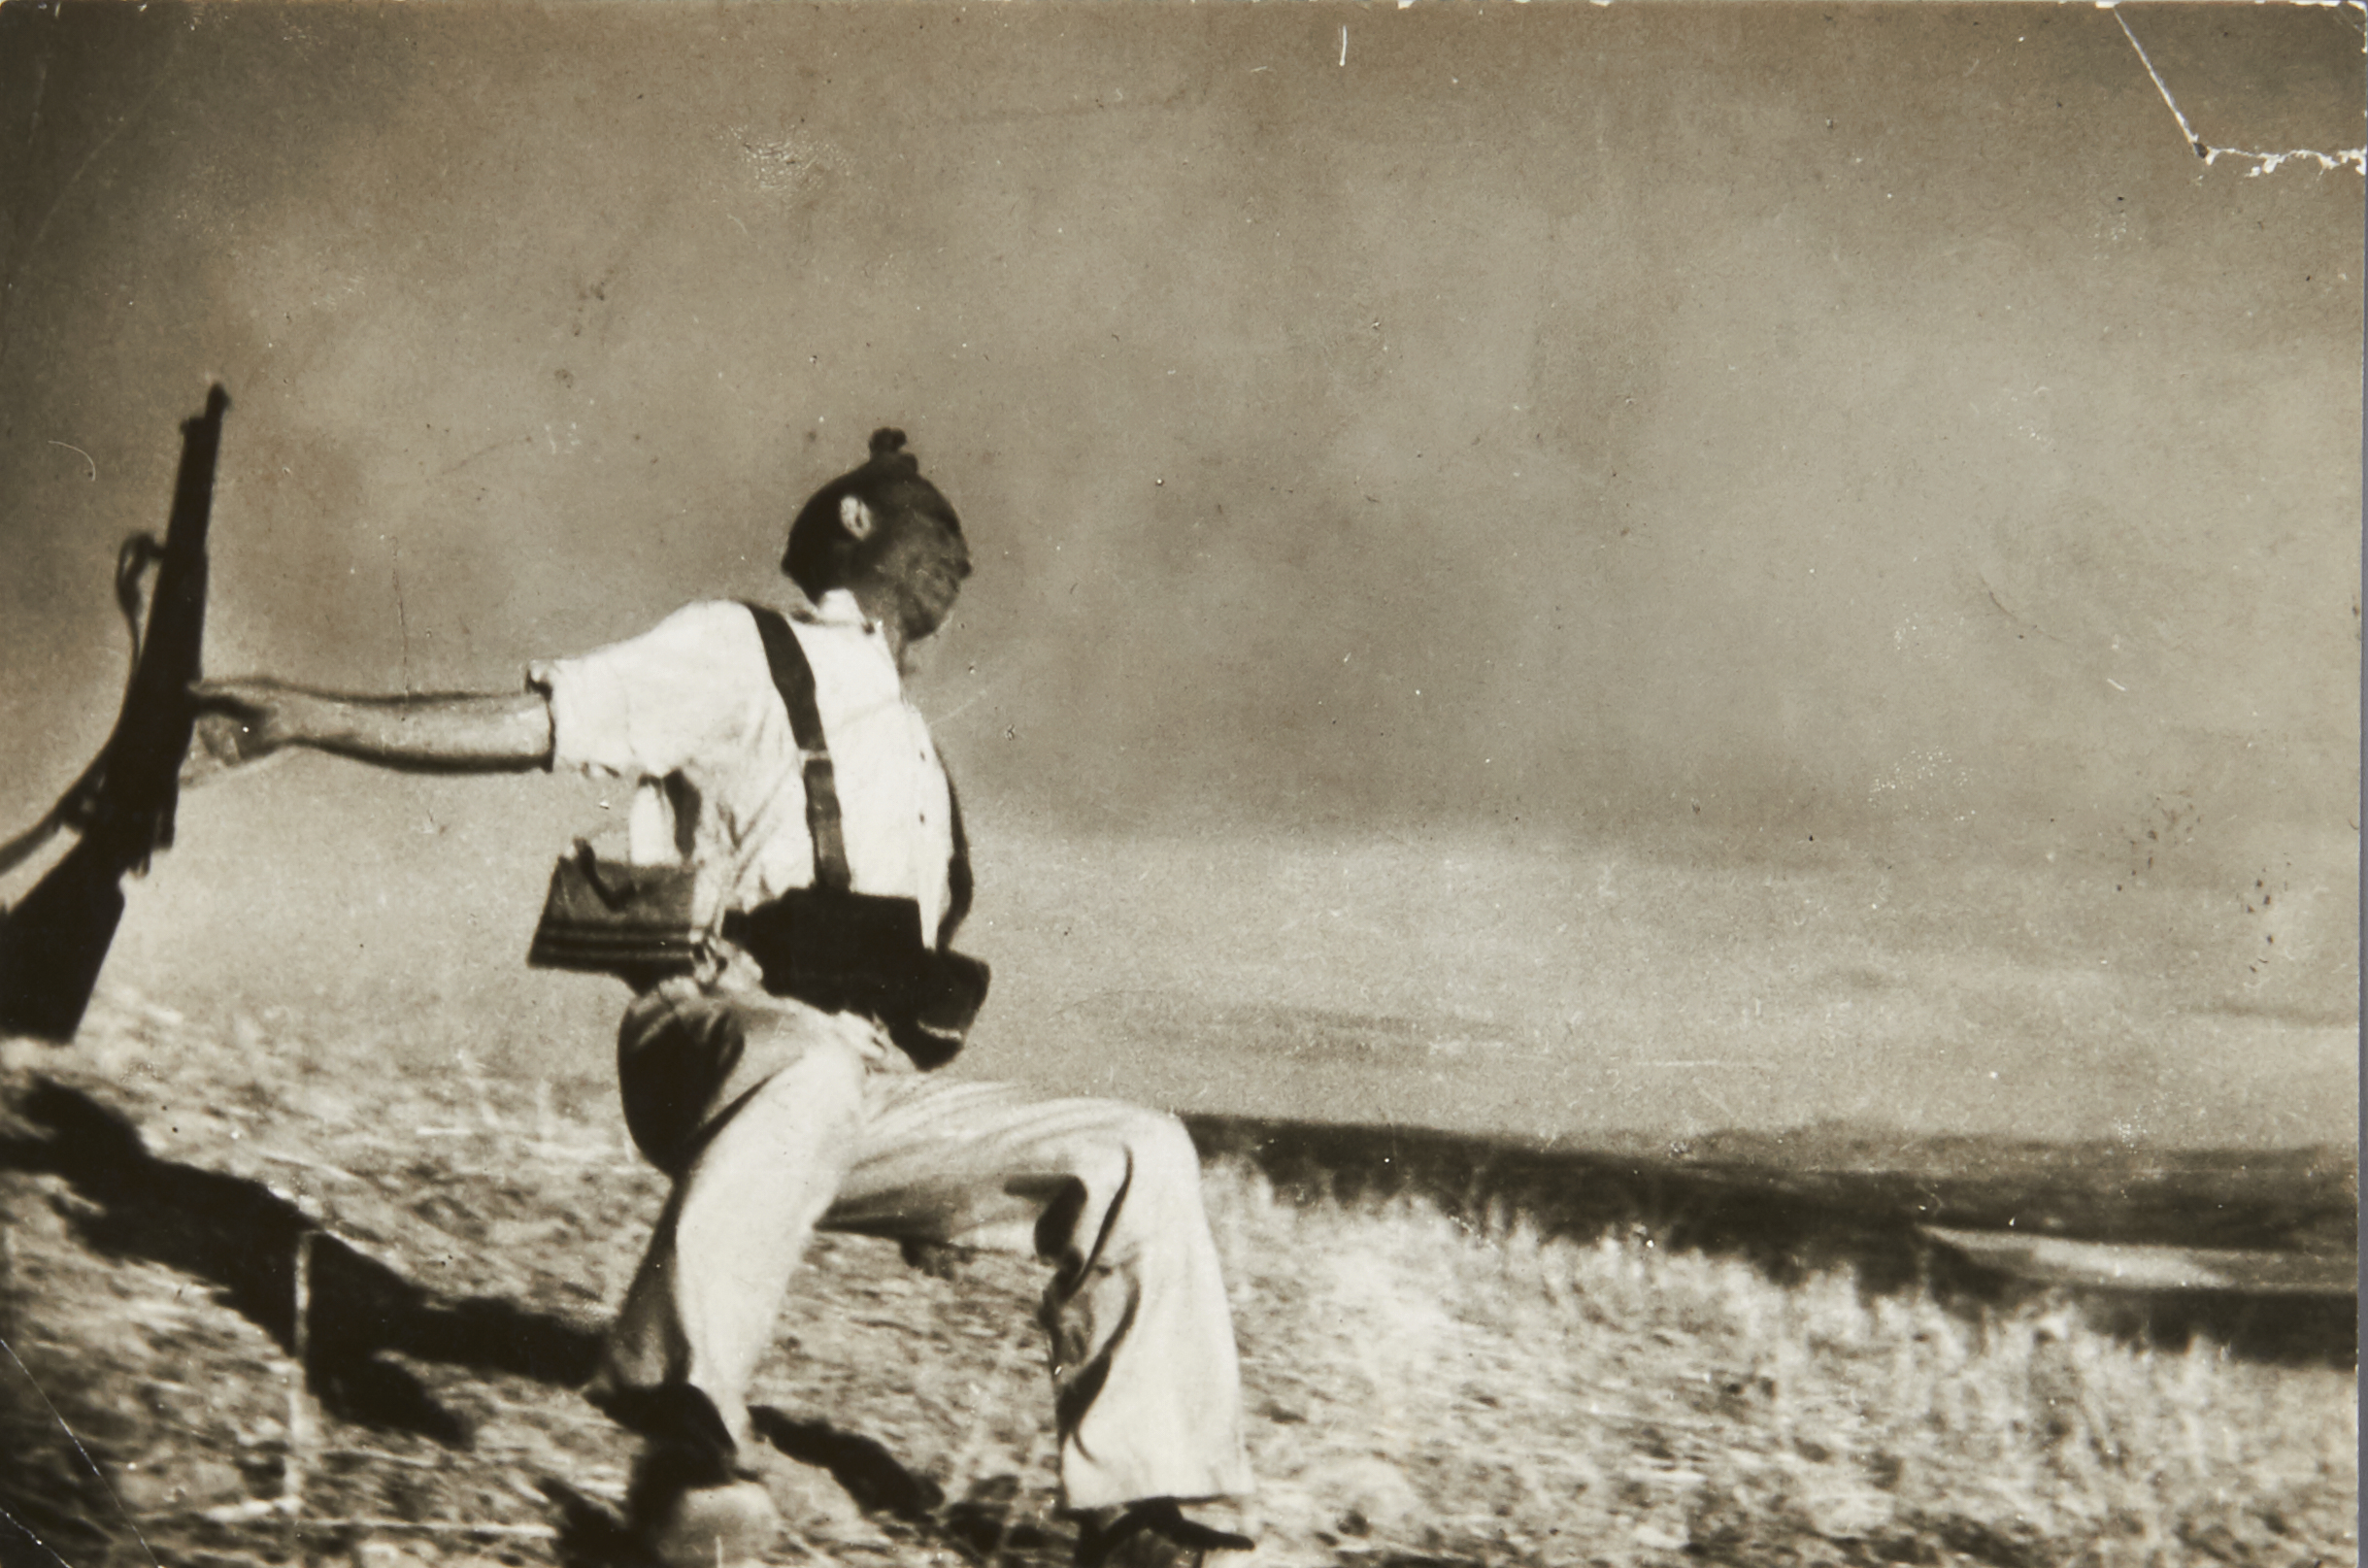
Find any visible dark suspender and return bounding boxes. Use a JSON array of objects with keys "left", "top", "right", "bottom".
[
  {"left": 728, "top": 603, "right": 989, "bottom": 1065},
  {"left": 740, "top": 603, "right": 974, "bottom": 949},
  {"left": 941, "top": 778, "right": 972, "bottom": 950},
  {"left": 745, "top": 605, "right": 852, "bottom": 894}
]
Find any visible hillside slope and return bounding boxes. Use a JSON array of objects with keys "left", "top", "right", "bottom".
[{"left": 1, "top": 991, "right": 2355, "bottom": 1568}]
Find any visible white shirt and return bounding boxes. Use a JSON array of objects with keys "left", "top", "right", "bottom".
[{"left": 527, "top": 591, "right": 956, "bottom": 943}]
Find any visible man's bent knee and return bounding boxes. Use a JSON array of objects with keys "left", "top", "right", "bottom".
[{"left": 1115, "top": 1107, "right": 1205, "bottom": 1188}]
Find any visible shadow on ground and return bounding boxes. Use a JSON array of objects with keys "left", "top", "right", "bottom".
[
  {"left": 1186, "top": 1113, "right": 2360, "bottom": 1366},
  {"left": 0, "top": 1077, "right": 599, "bottom": 1446},
  {"left": 0, "top": 1076, "right": 1049, "bottom": 1568}
]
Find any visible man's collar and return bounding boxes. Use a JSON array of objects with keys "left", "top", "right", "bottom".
[{"left": 796, "top": 586, "right": 877, "bottom": 633}]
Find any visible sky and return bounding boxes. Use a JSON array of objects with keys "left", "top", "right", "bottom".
[{"left": 0, "top": 2, "right": 2358, "bottom": 1142}]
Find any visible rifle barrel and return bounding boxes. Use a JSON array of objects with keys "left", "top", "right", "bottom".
[
  {"left": 99, "top": 383, "right": 228, "bottom": 867},
  {"left": 0, "top": 385, "right": 228, "bottom": 1041}
]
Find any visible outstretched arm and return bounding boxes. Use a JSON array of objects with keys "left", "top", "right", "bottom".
[{"left": 190, "top": 677, "right": 553, "bottom": 774}]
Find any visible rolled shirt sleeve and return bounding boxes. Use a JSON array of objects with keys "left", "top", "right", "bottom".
[{"left": 527, "top": 602, "right": 766, "bottom": 782}]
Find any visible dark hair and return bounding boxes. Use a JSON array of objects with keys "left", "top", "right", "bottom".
[{"left": 782, "top": 427, "right": 962, "bottom": 597}]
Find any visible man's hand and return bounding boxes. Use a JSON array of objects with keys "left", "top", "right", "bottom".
[
  {"left": 183, "top": 679, "right": 300, "bottom": 785},
  {"left": 191, "top": 677, "right": 303, "bottom": 751}
]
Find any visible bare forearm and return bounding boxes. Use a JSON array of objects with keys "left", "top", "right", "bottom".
[
  {"left": 296, "top": 689, "right": 552, "bottom": 772},
  {"left": 192, "top": 680, "right": 553, "bottom": 773}
]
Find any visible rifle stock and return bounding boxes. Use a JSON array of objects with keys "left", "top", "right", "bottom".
[{"left": 0, "top": 385, "right": 228, "bottom": 1041}]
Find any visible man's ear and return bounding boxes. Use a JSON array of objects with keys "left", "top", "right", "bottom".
[{"left": 839, "top": 494, "right": 876, "bottom": 541}]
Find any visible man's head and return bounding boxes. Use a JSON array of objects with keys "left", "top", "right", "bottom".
[{"left": 784, "top": 428, "right": 971, "bottom": 646}]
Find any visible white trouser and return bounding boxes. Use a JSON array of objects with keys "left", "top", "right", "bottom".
[{"left": 594, "top": 977, "right": 1254, "bottom": 1510}]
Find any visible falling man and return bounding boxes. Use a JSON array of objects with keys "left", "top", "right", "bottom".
[{"left": 192, "top": 428, "right": 1257, "bottom": 1568}]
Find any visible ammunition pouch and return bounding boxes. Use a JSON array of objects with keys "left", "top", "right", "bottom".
[
  {"left": 721, "top": 887, "right": 988, "bottom": 1069},
  {"left": 526, "top": 841, "right": 699, "bottom": 980}
]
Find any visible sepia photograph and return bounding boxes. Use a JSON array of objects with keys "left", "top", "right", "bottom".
[{"left": 0, "top": 4, "right": 2357, "bottom": 1566}]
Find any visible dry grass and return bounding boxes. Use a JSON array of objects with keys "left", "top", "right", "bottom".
[
  {"left": 0, "top": 989, "right": 2354, "bottom": 1568},
  {"left": 1207, "top": 1166, "right": 2357, "bottom": 1567}
]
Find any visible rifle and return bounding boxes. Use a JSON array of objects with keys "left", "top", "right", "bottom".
[{"left": 0, "top": 384, "right": 228, "bottom": 1041}]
